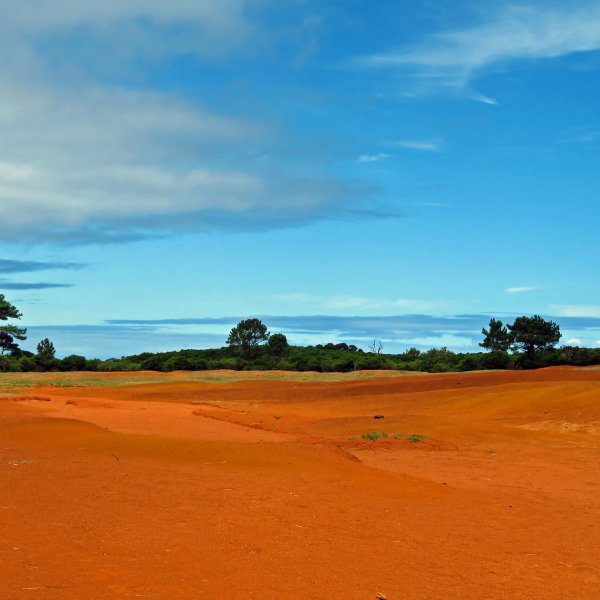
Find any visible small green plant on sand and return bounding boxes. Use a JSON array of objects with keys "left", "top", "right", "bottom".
[
  {"left": 361, "top": 431, "right": 389, "bottom": 441},
  {"left": 407, "top": 434, "right": 425, "bottom": 443}
]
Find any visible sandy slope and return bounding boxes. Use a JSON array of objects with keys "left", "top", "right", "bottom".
[{"left": 1, "top": 367, "right": 599, "bottom": 599}]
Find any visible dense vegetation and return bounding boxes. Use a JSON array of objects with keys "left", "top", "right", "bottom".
[
  {"left": 1, "top": 297, "right": 599, "bottom": 373},
  {"left": 1, "top": 338, "right": 599, "bottom": 374}
]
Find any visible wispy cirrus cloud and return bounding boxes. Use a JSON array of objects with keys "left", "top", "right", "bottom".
[
  {"left": 470, "top": 93, "right": 499, "bottom": 106},
  {"left": 389, "top": 138, "right": 444, "bottom": 152},
  {"left": 506, "top": 286, "right": 540, "bottom": 294},
  {"left": 357, "top": 153, "right": 390, "bottom": 163},
  {"left": 359, "top": 3, "right": 600, "bottom": 88},
  {"left": 272, "top": 293, "right": 444, "bottom": 313}
]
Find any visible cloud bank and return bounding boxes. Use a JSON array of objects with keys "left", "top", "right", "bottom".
[
  {"left": 0, "top": 279, "right": 73, "bottom": 290},
  {"left": 0, "top": 1, "right": 374, "bottom": 244},
  {"left": 2, "top": 0, "right": 253, "bottom": 58},
  {"left": 0, "top": 259, "right": 86, "bottom": 273},
  {"left": 0, "top": 78, "right": 368, "bottom": 242},
  {"left": 551, "top": 304, "right": 600, "bottom": 318}
]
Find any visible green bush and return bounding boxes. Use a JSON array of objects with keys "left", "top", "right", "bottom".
[
  {"left": 458, "top": 354, "right": 484, "bottom": 371},
  {"left": 61, "top": 355, "right": 88, "bottom": 371},
  {"left": 18, "top": 355, "right": 36, "bottom": 372},
  {"left": 0, "top": 355, "right": 19, "bottom": 371},
  {"left": 191, "top": 358, "right": 208, "bottom": 370},
  {"left": 163, "top": 356, "right": 194, "bottom": 371}
]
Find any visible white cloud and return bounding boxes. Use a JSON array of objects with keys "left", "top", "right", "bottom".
[
  {"left": 5, "top": 0, "right": 245, "bottom": 28},
  {"left": 401, "top": 334, "right": 475, "bottom": 349},
  {"left": 357, "top": 153, "right": 390, "bottom": 163},
  {"left": 389, "top": 139, "right": 444, "bottom": 152},
  {"left": 2, "top": 0, "right": 252, "bottom": 57},
  {"left": 360, "top": 3, "right": 600, "bottom": 87},
  {"left": 566, "top": 338, "right": 583, "bottom": 345},
  {"left": 0, "top": 79, "right": 363, "bottom": 241},
  {"left": 273, "top": 293, "right": 443, "bottom": 313},
  {"left": 470, "top": 93, "right": 499, "bottom": 106},
  {"left": 0, "top": 3, "right": 372, "bottom": 243},
  {"left": 550, "top": 304, "right": 600, "bottom": 317},
  {"left": 506, "top": 286, "right": 539, "bottom": 294},
  {"left": 0, "top": 80, "right": 280, "bottom": 241}
]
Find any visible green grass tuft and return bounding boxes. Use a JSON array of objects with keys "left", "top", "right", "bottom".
[{"left": 361, "top": 431, "right": 389, "bottom": 441}]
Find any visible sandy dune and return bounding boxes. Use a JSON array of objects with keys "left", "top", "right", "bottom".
[{"left": 1, "top": 367, "right": 599, "bottom": 598}]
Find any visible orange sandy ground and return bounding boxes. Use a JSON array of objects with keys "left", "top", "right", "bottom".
[{"left": 1, "top": 367, "right": 599, "bottom": 599}]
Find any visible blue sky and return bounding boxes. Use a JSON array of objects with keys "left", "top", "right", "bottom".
[{"left": 1, "top": 0, "right": 599, "bottom": 357}]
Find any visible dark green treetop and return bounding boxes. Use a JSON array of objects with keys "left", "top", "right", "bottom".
[
  {"left": 226, "top": 318, "right": 269, "bottom": 359},
  {"left": 267, "top": 333, "right": 288, "bottom": 357},
  {"left": 480, "top": 318, "right": 512, "bottom": 353},
  {"left": 36, "top": 338, "right": 56, "bottom": 369},
  {"left": 0, "top": 294, "right": 27, "bottom": 355},
  {"left": 507, "top": 315, "right": 561, "bottom": 358},
  {"left": 37, "top": 338, "right": 56, "bottom": 359}
]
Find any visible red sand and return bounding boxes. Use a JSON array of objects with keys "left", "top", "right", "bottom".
[{"left": 1, "top": 366, "right": 599, "bottom": 598}]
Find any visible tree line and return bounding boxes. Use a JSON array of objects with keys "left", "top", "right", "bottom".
[{"left": 1, "top": 295, "right": 599, "bottom": 373}]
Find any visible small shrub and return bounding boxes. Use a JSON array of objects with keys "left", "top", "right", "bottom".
[{"left": 361, "top": 431, "right": 388, "bottom": 441}]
